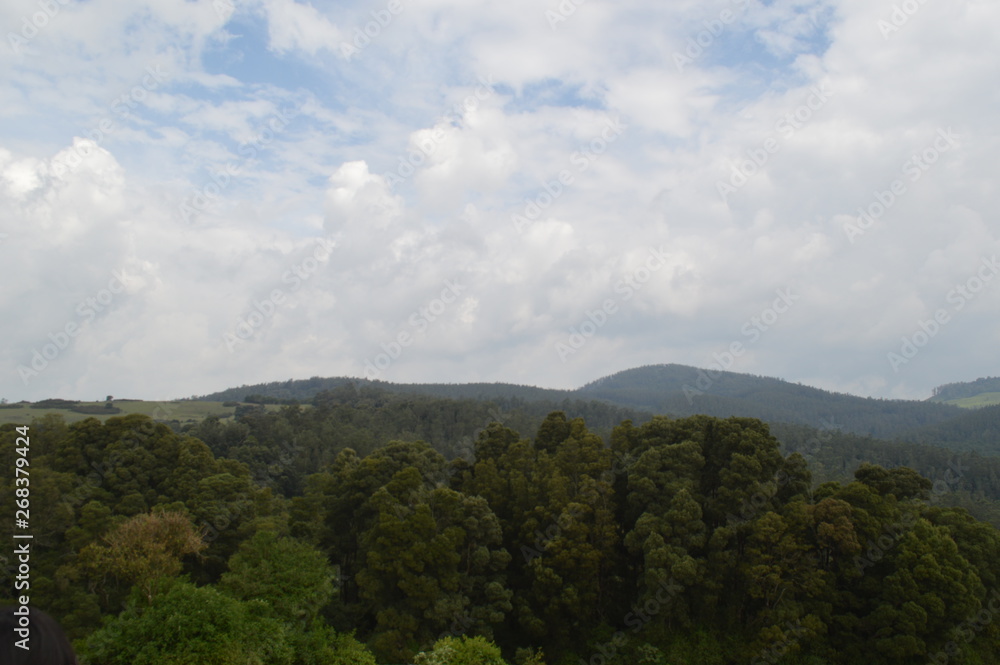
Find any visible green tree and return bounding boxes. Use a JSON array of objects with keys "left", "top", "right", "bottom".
[
  {"left": 856, "top": 518, "right": 984, "bottom": 661},
  {"left": 82, "top": 580, "right": 292, "bottom": 665},
  {"left": 78, "top": 510, "right": 205, "bottom": 604},
  {"left": 286, "top": 624, "right": 378, "bottom": 665},
  {"left": 624, "top": 436, "right": 707, "bottom": 629},
  {"left": 356, "top": 467, "right": 511, "bottom": 662},
  {"left": 219, "top": 530, "right": 336, "bottom": 626},
  {"left": 509, "top": 415, "right": 618, "bottom": 652},
  {"left": 413, "top": 635, "right": 508, "bottom": 665}
]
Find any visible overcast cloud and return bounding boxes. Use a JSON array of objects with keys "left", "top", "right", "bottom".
[{"left": 2, "top": 0, "right": 997, "bottom": 402}]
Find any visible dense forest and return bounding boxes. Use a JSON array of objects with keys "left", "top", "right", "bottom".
[
  {"left": 3, "top": 384, "right": 1000, "bottom": 664},
  {"left": 196, "top": 382, "right": 1000, "bottom": 527},
  {"left": 897, "top": 404, "right": 1000, "bottom": 457},
  {"left": 931, "top": 377, "right": 1000, "bottom": 402},
  {"left": 194, "top": 364, "right": 995, "bottom": 443}
]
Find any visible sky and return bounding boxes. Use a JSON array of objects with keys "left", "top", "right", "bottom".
[{"left": 1, "top": 0, "right": 998, "bottom": 403}]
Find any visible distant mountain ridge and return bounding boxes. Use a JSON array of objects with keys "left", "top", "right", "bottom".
[
  {"left": 195, "top": 363, "right": 969, "bottom": 440},
  {"left": 197, "top": 376, "right": 575, "bottom": 404}
]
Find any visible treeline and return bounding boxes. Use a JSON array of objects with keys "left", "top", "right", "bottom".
[
  {"left": 3, "top": 408, "right": 1000, "bottom": 664},
  {"left": 897, "top": 403, "right": 1000, "bottom": 457},
  {"left": 772, "top": 422, "right": 1000, "bottom": 527},
  {"left": 183, "top": 383, "right": 648, "bottom": 497},
  {"left": 23, "top": 398, "right": 122, "bottom": 414},
  {"left": 196, "top": 376, "right": 574, "bottom": 405},
  {"left": 193, "top": 364, "right": 975, "bottom": 442},
  {"left": 185, "top": 384, "right": 1000, "bottom": 528},
  {"left": 932, "top": 376, "right": 1000, "bottom": 401},
  {"left": 577, "top": 364, "right": 965, "bottom": 438}
]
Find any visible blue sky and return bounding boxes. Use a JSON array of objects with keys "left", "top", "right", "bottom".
[{"left": 1, "top": 0, "right": 998, "bottom": 402}]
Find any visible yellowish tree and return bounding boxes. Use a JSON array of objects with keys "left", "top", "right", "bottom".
[{"left": 80, "top": 510, "right": 206, "bottom": 603}]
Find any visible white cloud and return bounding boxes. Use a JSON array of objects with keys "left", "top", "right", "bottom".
[
  {"left": 261, "top": 0, "right": 344, "bottom": 56},
  {"left": 1, "top": 0, "right": 998, "bottom": 402}
]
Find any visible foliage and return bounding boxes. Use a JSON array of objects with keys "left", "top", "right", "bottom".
[
  {"left": 414, "top": 635, "right": 508, "bottom": 665},
  {"left": 218, "top": 530, "right": 336, "bottom": 626},
  {"left": 78, "top": 510, "right": 206, "bottom": 603},
  {"left": 81, "top": 580, "right": 293, "bottom": 665},
  {"left": 286, "top": 624, "right": 378, "bottom": 665},
  {"left": 194, "top": 364, "right": 972, "bottom": 440},
  {"left": 930, "top": 376, "right": 1000, "bottom": 402},
  {"left": 3, "top": 404, "right": 1000, "bottom": 665}
]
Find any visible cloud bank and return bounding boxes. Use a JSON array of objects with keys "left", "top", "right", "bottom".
[{"left": 2, "top": 0, "right": 998, "bottom": 402}]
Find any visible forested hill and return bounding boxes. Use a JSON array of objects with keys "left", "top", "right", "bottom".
[
  {"left": 195, "top": 363, "right": 964, "bottom": 440},
  {"left": 577, "top": 364, "right": 963, "bottom": 438},
  {"left": 197, "top": 376, "right": 575, "bottom": 405},
  {"left": 900, "top": 403, "right": 1000, "bottom": 456},
  {"left": 929, "top": 375, "right": 1000, "bottom": 403}
]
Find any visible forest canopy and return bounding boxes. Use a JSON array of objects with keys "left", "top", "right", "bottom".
[{"left": 2, "top": 403, "right": 999, "bottom": 665}]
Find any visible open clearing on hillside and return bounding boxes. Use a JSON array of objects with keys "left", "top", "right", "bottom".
[
  {"left": 945, "top": 392, "right": 1000, "bottom": 409},
  {"left": 0, "top": 400, "right": 291, "bottom": 426}
]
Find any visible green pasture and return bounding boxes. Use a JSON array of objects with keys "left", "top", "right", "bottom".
[
  {"left": 0, "top": 400, "right": 291, "bottom": 427},
  {"left": 944, "top": 392, "right": 1000, "bottom": 409}
]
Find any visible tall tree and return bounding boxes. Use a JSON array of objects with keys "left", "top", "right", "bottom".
[
  {"left": 355, "top": 467, "right": 511, "bottom": 662},
  {"left": 219, "top": 530, "right": 336, "bottom": 627},
  {"left": 78, "top": 510, "right": 205, "bottom": 604}
]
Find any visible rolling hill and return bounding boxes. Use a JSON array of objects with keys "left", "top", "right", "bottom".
[
  {"left": 195, "top": 363, "right": 968, "bottom": 440},
  {"left": 928, "top": 375, "right": 1000, "bottom": 407}
]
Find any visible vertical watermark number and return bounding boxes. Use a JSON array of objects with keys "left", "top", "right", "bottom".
[{"left": 12, "top": 425, "right": 32, "bottom": 650}]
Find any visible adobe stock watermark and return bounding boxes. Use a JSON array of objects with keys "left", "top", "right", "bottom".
[
  {"left": 179, "top": 107, "right": 297, "bottom": 223},
  {"left": 224, "top": 234, "right": 337, "bottom": 352},
  {"left": 727, "top": 418, "right": 838, "bottom": 527},
  {"left": 673, "top": 0, "right": 752, "bottom": 71},
  {"left": 60, "top": 408, "right": 177, "bottom": 508},
  {"left": 578, "top": 577, "right": 682, "bottom": 665},
  {"left": 878, "top": 0, "right": 931, "bottom": 40},
  {"left": 717, "top": 81, "right": 834, "bottom": 203},
  {"left": 555, "top": 245, "right": 669, "bottom": 363},
  {"left": 544, "top": 0, "right": 589, "bottom": 31},
  {"left": 793, "top": 416, "right": 839, "bottom": 469},
  {"left": 362, "top": 279, "right": 466, "bottom": 379},
  {"left": 449, "top": 406, "right": 508, "bottom": 466},
  {"left": 677, "top": 3, "right": 828, "bottom": 71},
  {"left": 339, "top": 0, "right": 405, "bottom": 61},
  {"left": 17, "top": 268, "right": 134, "bottom": 385},
  {"left": 203, "top": 438, "right": 303, "bottom": 544},
  {"left": 6, "top": 0, "right": 72, "bottom": 55},
  {"left": 520, "top": 505, "right": 586, "bottom": 564},
  {"left": 420, "top": 611, "right": 476, "bottom": 654},
  {"left": 683, "top": 288, "right": 800, "bottom": 403},
  {"left": 750, "top": 620, "right": 807, "bottom": 665},
  {"left": 252, "top": 438, "right": 303, "bottom": 489},
  {"left": 212, "top": 0, "right": 235, "bottom": 20},
  {"left": 843, "top": 128, "right": 958, "bottom": 243},
  {"left": 727, "top": 415, "right": 840, "bottom": 529},
  {"left": 50, "top": 65, "right": 170, "bottom": 181},
  {"left": 886, "top": 255, "right": 998, "bottom": 373},
  {"left": 511, "top": 116, "right": 627, "bottom": 234},
  {"left": 854, "top": 456, "right": 966, "bottom": 573},
  {"left": 927, "top": 587, "right": 1000, "bottom": 665},
  {"left": 383, "top": 75, "right": 497, "bottom": 191}
]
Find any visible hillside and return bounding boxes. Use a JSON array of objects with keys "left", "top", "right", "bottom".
[
  {"left": 899, "top": 403, "right": 1000, "bottom": 456},
  {"left": 577, "top": 364, "right": 965, "bottom": 438},
  {"left": 196, "top": 376, "right": 576, "bottom": 404},
  {"left": 929, "top": 376, "right": 1000, "bottom": 406},
  {"left": 0, "top": 399, "right": 286, "bottom": 427},
  {"left": 195, "top": 363, "right": 966, "bottom": 440}
]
